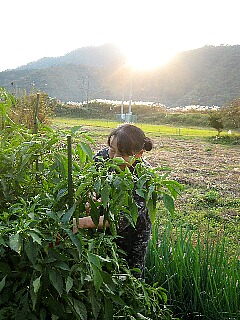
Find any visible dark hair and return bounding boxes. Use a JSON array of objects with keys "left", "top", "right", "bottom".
[{"left": 107, "top": 124, "right": 153, "bottom": 155}]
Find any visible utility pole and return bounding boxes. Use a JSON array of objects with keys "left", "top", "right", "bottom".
[
  {"left": 82, "top": 77, "right": 85, "bottom": 104},
  {"left": 87, "top": 75, "right": 89, "bottom": 108},
  {"left": 128, "top": 67, "right": 132, "bottom": 115},
  {"left": 81, "top": 76, "right": 89, "bottom": 107},
  {"left": 121, "top": 63, "right": 125, "bottom": 120}
]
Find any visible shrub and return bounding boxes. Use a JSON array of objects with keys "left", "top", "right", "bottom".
[{"left": 0, "top": 123, "right": 182, "bottom": 319}]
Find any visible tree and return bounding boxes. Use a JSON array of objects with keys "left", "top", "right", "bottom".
[
  {"left": 209, "top": 112, "right": 224, "bottom": 137},
  {"left": 222, "top": 97, "right": 240, "bottom": 129}
]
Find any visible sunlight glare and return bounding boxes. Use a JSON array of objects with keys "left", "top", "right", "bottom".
[
  {"left": 120, "top": 43, "right": 176, "bottom": 70},
  {"left": 125, "top": 46, "right": 176, "bottom": 70}
]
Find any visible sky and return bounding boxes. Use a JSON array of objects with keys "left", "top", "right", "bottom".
[{"left": 1, "top": 0, "right": 239, "bottom": 72}]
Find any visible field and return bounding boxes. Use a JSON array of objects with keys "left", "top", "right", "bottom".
[
  {"left": 53, "top": 117, "right": 240, "bottom": 319},
  {"left": 1, "top": 88, "right": 239, "bottom": 319},
  {"left": 0, "top": 112, "right": 239, "bottom": 319},
  {"left": 53, "top": 117, "right": 240, "bottom": 199},
  {"left": 54, "top": 116, "right": 240, "bottom": 252},
  {"left": 53, "top": 117, "right": 240, "bottom": 220}
]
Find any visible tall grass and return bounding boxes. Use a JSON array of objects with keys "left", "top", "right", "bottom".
[{"left": 146, "top": 219, "right": 240, "bottom": 320}]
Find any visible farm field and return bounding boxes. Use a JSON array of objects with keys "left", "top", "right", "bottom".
[
  {"left": 53, "top": 116, "right": 228, "bottom": 137},
  {"left": 53, "top": 116, "right": 240, "bottom": 318},
  {"left": 53, "top": 117, "right": 240, "bottom": 199},
  {"left": 0, "top": 111, "right": 239, "bottom": 319},
  {"left": 53, "top": 116, "right": 240, "bottom": 253}
]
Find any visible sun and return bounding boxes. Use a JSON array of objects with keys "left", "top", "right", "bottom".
[{"left": 119, "top": 43, "right": 176, "bottom": 71}]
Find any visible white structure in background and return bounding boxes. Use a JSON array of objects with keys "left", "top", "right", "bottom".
[
  {"left": 117, "top": 65, "right": 137, "bottom": 123},
  {"left": 66, "top": 100, "right": 220, "bottom": 113}
]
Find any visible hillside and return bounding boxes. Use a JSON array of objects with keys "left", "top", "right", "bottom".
[{"left": 0, "top": 44, "right": 239, "bottom": 107}]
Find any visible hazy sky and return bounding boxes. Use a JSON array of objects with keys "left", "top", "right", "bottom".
[{"left": 1, "top": 0, "right": 239, "bottom": 72}]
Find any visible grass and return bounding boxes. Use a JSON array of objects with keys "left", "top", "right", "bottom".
[
  {"left": 146, "top": 216, "right": 240, "bottom": 320},
  {"left": 52, "top": 116, "right": 231, "bottom": 138}
]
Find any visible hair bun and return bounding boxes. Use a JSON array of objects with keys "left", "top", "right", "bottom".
[{"left": 143, "top": 137, "right": 153, "bottom": 151}]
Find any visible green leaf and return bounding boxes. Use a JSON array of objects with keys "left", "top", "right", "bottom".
[
  {"left": 75, "top": 182, "right": 88, "bottom": 197},
  {"left": 54, "top": 261, "right": 70, "bottom": 271},
  {"left": 88, "top": 253, "right": 102, "bottom": 270},
  {"left": 89, "top": 198, "right": 101, "bottom": 227},
  {"left": 147, "top": 198, "right": 157, "bottom": 224},
  {"left": 88, "top": 286, "right": 101, "bottom": 319},
  {"left": 80, "top": 141, "right": 93, "bottom": 160},
  {"left": 111, "top": 157, "right": 126, "bottom": 165},
  {"left": 163, "top": 193, "right": 175, "bottom": 215},
  {"left": 135, "top": 188, "right": 146, "bottom": 198},
  {"left": 71, "top": 126, "right": 82, "bottom": 135},
  {"left": 163, "top": 180, "right": 183, "bottom": 199},
  {"left": 0, "top": 276, "right": 6, "bottom": 292},
  {"left": 49, "top": 269, "right": 63, "bottom": 296},
  {"left": 102, "top": 271, "right": 117, "bottom": 292},
  {"left": 0, "top": 262, "right": 11, "bottom": 275},
  {"left": 33, "top": 275, "right": 41, "bottom": 294},
  {"left": 91, "top": 264, "right": 103, "bottom": 291},
  {"left": 103, "top": 297, "right": 114, "bottom": 320},
  {"left": 101, "top": 183, "right": 109, "bottom": 208},
  {"left": 25, "top": 238, "right": 38, "bottom": 265},
  {"left": 28, "top": 230, "right": 42, "bottom": 245},
  {"left": 66, "top": 276, "right": 73, "bottom": 294},
  {"left": 0, "top": 235, "right": 7, "bottom": 247},
  {"left": 73, "top": 299, "right": 87, "bottom": 320},
  {"left": 128, "top": 196, "right": 139, "bottom": 224},
  {"left": 66, "top": 231, "right": 82, "bottom": 257},
  {"left": 94, "top": 177, "right": 101, "bottom": 194},
  {"left": 109, "top": 292, "right": 125, "bottom": 306},
  {"left": 136, "top": 174, "right": 148, "bottom": 189},
  {"left": 18, "top": 154, "right": 32, "bottom": 175},
  {"left": 76, "top": 144, "right": 86, "bottom": 165},
  {"left": 54, "top": 153, "right": 68, "bottom": 178},
  {"left": 61, "top": 203, "right": 76, "bottom": 224},
  {"left": 56, "top": 187, "right": 68, "bottom": 202},
  {"left": 9, "top": 232, "right": 22, "bottom": 254}
]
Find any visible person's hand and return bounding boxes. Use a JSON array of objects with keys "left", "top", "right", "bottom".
[
  {"left": 73, "top": 217, "right": 78, "bottom": 234},
  {"left": 72, "top": 217, "right": 86, "bottom": 233},
  {"left": 85, "top": 192, "right": 102, "bottom": 214}
]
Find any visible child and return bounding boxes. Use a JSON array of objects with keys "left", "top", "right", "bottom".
[{"left": 73, "top": 123, "right": 153, "bottom": 278}]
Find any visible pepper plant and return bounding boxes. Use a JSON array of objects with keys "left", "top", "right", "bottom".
[{"left": 0, "top": 119, "right": 182, "bottom": 319}]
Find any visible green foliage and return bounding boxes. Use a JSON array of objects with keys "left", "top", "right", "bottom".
[
  {"left": 208, "top": 112, "right": 224, "bottom": 136},
  {"left": 12, "top": 89, "right": 57, "bottom": 128},
  {"left": 222, "top": 97, "right": 240, "bottom": 129},
  {"left": 1, "top": 87, "right": 57, "bottom": 130},
  {"left": 0, "top": 87, "right": 16, "bottom": 129},
  {"left": 0, "top": 122, "right": 181, "bottom": 319},
  {"left": 207, "top": 133, "right": 240, "bottom": 145},
  {"left": 55, "top": 102, "right": 212, "bottom": 129}
]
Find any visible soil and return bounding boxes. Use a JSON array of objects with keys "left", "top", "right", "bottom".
[
  {"left": 147, "top": 136, "right": 240, "bottom": 198},
  {"left": 93, "top": 134, "right": 240, "bottom": 198}
]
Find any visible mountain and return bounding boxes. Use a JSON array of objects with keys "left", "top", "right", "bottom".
[
  {"left": 16, "top": 43, "right": 125, "bottom": 70},
  {"left": 0, "top": 43, "right": 239, "bottom": 107}
]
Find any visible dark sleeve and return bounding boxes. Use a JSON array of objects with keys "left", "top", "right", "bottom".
[{"left": 93, "top": 147, "right": 109, "bottom": 163}]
